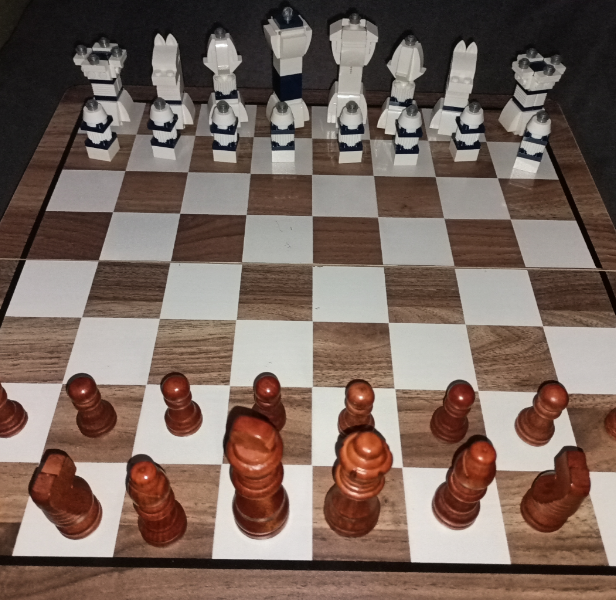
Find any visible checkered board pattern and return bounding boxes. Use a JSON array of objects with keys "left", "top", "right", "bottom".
[{"left": 1, "top": 100, "right": 616, "bottom": 569}]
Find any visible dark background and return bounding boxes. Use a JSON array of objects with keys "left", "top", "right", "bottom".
[{"left": 0, "top": 0, "right": 614, "bottom": 223}]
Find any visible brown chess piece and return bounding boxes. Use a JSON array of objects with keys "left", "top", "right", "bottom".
[
  {"left": 515, "top": 382, "right": 569, "bottom": 447},
  {"left": 128, "top": 460, "right": 187, "bottom": 547},
  {"left": 29, "top": 450, "right": 102, "bottom": 539},
  {"left": 520, "top": 447, "right": 590, "bottom": 533},
  {"left": 161, "top": 373, "right": 203, "bottom": 436},
  {"left": 0, "top": 382, "right": 28, "bottom": 437},
  {"left": 430, "top": 380, "right": 475, "bottom": 443},
  {"left": 66, "top": 373, "right": 117, "bottom": 438},
  {"left": 432, "top": 440, "right": 497, "bottom": 530},
  {"left": 253, "top": 372, "right": 286, "bottom": 431},
  {"left": 604, "top": 408, "right": 616, "bottom": 440},
  {"left": 338, "top": 379, "right": 375, "bottom": 435},
  {"left": 324, "top": 430, "right": 393, "bottom": 537},
  {"left": 226, "top": 414, "right": 289, "bottom": 539}
]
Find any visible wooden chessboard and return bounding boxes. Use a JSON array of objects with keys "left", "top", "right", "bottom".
[{"left": 1, "top": 86, "right": 616, "bottom": 599}]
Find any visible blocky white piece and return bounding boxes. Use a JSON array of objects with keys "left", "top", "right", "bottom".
[
  {"left": 338, "top": 101, "right": 364, "bottom": 163},
  {"left": 80, "top": 99, "right": 120, "bottom": 162},
  {"left": 327, "top": 13, "right": 378, "bottom": 125},
  {"left": 270, "top": 101, "right": 295, "bottom": 163},
  {"left": 393, "top": 103, "right": 422, "bottom": 166},
  {"left": 203, "top": 28, "right": 248, "bottom": 128},
  {"left": 263, "top": 7, "right": 312, "bottom": 128},
  {"left": 450, "top": 101, "right": 484, "bottom": 162},
  {"left": 377, "top": 35, "right": 426, "bottom": 135},
  {"left": 152, "top": 33, "right": 195, "bottom": 129},
  {"left": 429, "top": 40, "right": 477, "bottom": 136},
  {"left": 499, "top": 50, "right": 565, "bottom": 135},
  {"left": 512, "top": 110, "right": 551, "bottom": 173},
  {"left": 148, "top": 98, "right": 180, "bottom": 160},
  {"left": 211, "top": 100, "right": 238, "bottom": 163}
]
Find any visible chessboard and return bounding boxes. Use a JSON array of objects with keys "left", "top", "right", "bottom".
[{"left": 1, "top": 86, "right": 616, "bottom": 598}]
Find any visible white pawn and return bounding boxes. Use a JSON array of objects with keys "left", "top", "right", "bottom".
[
  {"left": 394, "top": 103, "right": 422, "bottom": 166},
  {"left": 513, "top": 110, "right": 551, "bottom": 173},
  {"left": 450, "top": 101, "right": 484, "bottom": 162},
  {"left": 338, "top": 101, "right": 364, "bottom": 163},
  {"left": 80, "top": 99, "right": 120, "bottom": 161},
  {"left": 148, "top": 98, "right": 180, "bottom": 160},
  {"left": 211, "top": 100, "right": 238, "bottom": 163},
  {"left": 270, "top": 101, "right": 295, "bottom": 163}
]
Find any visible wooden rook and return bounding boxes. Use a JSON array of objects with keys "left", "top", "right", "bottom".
[
  {"left": 432, "top": 440, "right": 496, "bottom": 530},
  {"left": 29, "top": 450, "right": 102, "bottom": 539},
  {"left": 338, "top": 379, "right": 375, "bottom": 435},
  {"left": 226, "top": 414, "right": 289, "bottom": 539},
  {"left": 604, "top": 408, "right": 616, "bottom": 440},
  {"left": 128, "top": 460, "right": 187, "bottom": 547},
  {"left": 66, "top": 373, "right": 117, "bottom": 438},
  {"left": 161, "top": 372, "right": 203, "bottom": 436},
  {"left": 430, "top": 380, "right": 475, "bottom": 443},
  {"left": 515, "top": 382, "right": 569, "bottom": 447},
  {"left": 521, "top": 447, "right": 590, "bottom": 532},
  {"left": 324, "top": 430, "right": 393, "bottom": 537},
  {"left": 0, "top": 382, "right": 28, "bottom": 437},
  {"left": 253, "top": 372, "right": 286, "bottom": 431}
]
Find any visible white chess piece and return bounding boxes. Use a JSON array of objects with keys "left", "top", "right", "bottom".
[
  {"left": 148, "top": 98, "right": 180, "bottom": 160},
  {"left": 377, "top": 34, "right": 426, "bottom": 135},
  {"left": 429, "top": 40, "right": 477, "bottom": 136},
  {"left": 450, "top": 100, "right": 484, "bottom": 162},
  {"left": 327, "top": 13, "right": 378, "bottom": 125},
  {"left": 513, "top": 110, "right": 551, "bottom": 173},
  {"left": 338, "top": 100, "right": 364, "bottom": 163},
  {"left": 393, "top": 103, "right": 422, "bottom": 166},
  {"left": 211, "top": 100, "right": 239, "bottom": 163},
  {"left": 152, "top": 33, "right": 195, "bottom": 129},
  {"left": 270, "top": 101, "right": 295, "bottom": 163},
  {"left": 80, "top": 99, "right": 120, "bottom": 161}
]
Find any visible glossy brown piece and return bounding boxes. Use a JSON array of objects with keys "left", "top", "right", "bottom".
[
  {"left": 0, "top": 382, "right": 28, "bottom": 437},
  {"left": 253, "top": 372, "right": 286, "bottom": 431},
  {"left": 128, "top": 460, "right": 187, "bottom": 547},
  {"left": 516, "top": 382, "right": 569, "bottom": 447},
  {"left": 430, "top": 380, "right": 476, "bottom": 443},
  {"left": 66, "top": 373, "right": 117, "bottom": 438},
  {"left": 432, "top": 440, "right": 497, "bottom": 530},
  {"left": 521, "top": 448, "right": 590, "bottom": 533},
  {"left": 324, "top": 430, "right": 393, "bottom": 537},
  {"left": 604, "top": 408, "right": 616, "bottom": 440},
  {"left": 225, "top": 414, "right": 289, "bottom": 539},
  {"left": 338, "top": 379, "right": 375, "bottom": 435},
  {"left": 161, "top": 373, "right": 203, "bottom": 436},
  {"left": 29, "top": 450, "right": 102, "bottom": 539}
]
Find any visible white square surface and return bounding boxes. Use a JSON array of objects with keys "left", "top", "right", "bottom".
[
  {"left": 436, "top": 177, "right": 510, "bottom": 220},
  {"left": 313, "top": 266, "right": 388, "bottom": 323},
  {"left": 126, "top": 135, "right": 195, "bottom": 172},
  {"left": 379, "top": 218, "right": 454, "bottom": 266},
  {"left": 512, "top": 220, "right": 595, "bottom": 268},
  {"left": 132, "top": 384, "right": 229, "bottom": 464},
  {"left": 312, "top": 175, "right": 377, "bottom": 217},
  {"left": 389, "top": 323, "right": 477, "bottom": 390},
  {"left": 196, "top": 104, "right": 257, "bottom": 137},
  {"left": 181, "top": 173, "right": 250, "bottom": 215},
  {"left": 65, "top": 318, "right": 160, "bottom": 385},
  {"left": 13, "top": 462, "right": 126, "bottom": 557},
  {"left": 250, "top": 137, "right": 313, "bottom": 175},
  {"left": 479, "top": 391, "right": 577, "bottom": 471},
  {"left": 487, "top": 141, "right": 558, "bottom": 180},
  {"left": 544, "top": 327, "right": 616, "bottom": 394},
  {"left": 212, "top": 463, "right": 312, "bottom": 560},
  {"left": 47, "top": 171, "right": 124, "bottom": 212},
  {"left": 456, "top": 269, "right": 542, "bottom": 326},
  {"left": 7, "top": 261, "right": 97, "bottom": 318},
  {"left": 160, "top": 263, "right": 242, "bottom": 320},
  {"left": 590, "top": 472, "right": 616, "bottom": 566},
  {"left": 312, "top": 106, "right": 370, "bottom": 140},
  {"left": 371, "top": 140, "right": 436, "bottom": 177},
  {"left": 100, "top": 213, "right": 179, "bottom": 261},
  {"left": 0, "top": 384, "right": 61, "bottom": 462},
  {"left": 230, "top": 320, "right": 313, "bottom": 387},
  {"left": 242, "top": 215, "right": 313, "bottom": 264},
  {"left": 403, "top": 467, "right": 510, "bottom": 564}
]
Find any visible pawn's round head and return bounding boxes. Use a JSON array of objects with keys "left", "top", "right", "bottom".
[
  {"left": 405, "top": 103, "right": 419, "bottom": 117},
  {"left": 153, "top": 97, "right": 167, "bottom": 111},
  {"left": 87, "top": 53, "right": 100, "bottom": 65},
  {"left": 111, "top": 46, "right": 123, "bottom": 58},
  {"left": 216, "top": 100, "right": 230, "bottom": 114},
  {"left": 254, "top": 373, "right": 281, "bottom": 402},
  {"left": 75, "top": 44, "right": 88, "bottom": 56},
  {"left": 67, "top": 373, "right": 97, "bottom": 400},
  {"left": 98, "top": 37, "right": 110, "bottom": 48},
  {"left": 538, "top": 382, "right": 569, "bottom": 411},
  {"left": 130, "top": 461, "right": 158, "bottom": 486},
  {"left": 85, "top": 98, "right": 99, "bottom": 112},
  {"left": 536, "top": 110, "right": 549, "bottom": 124},
  {"left": 526, "top": 47, "right": 538, "bottom": 59},
  {"left": 468, "top": 101, "right": 481, "bottom": 114},
  {"left": 275, "top": 101, "right": 289, "bottom": 114},
  {"left": 161, "top": 373, "right": 190, "bottom": 400},
  {"left": 405, "top": 34, "right": 417, "bottom": 47},
  {"left": 345, "top": 100, "right": 359, "bottom": 114},
  {"left": 469, "top": 440, "right": 497, "bottom": 465},
  {"left": 518, "top": 57, "right": 530, "bottom": 70},
  {"left": 543, "top": 64, "right": 556, "bottom": 76},
  {"left": 349, "top": 13, "right": 361, "bottom": 25},
  {"left": 214, "top": 27, "right": 226, "bottom": 39}
]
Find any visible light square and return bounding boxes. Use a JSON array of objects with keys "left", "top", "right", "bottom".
[
  {"left": 487, "top": 141, "right": 558, "bottom": 180},
  {"left": 590, "top": 472, "right": 616, "bottom": 566},
  {"left": 371, "top": 140, "right": 436, "bottom": 177},
  {"left": 181, "top": 173, "right": 250, "bottom": 215},
  {"left": 196, "top": 104, "right": 257, "bottom": 137},
  {"left": 242, "top": 215, "right": 313, "bottom": 264},
  {"left": 312, "top": 106, "right": 370, "bottom": 140},
  {"left": 312, "top": 175, "right": 377, "bottom": 217},
  {"left": 436, "top": 177, "right": 510, "bottom": 220},
  {"left": 126, "top": 135, "right": 195, "bottom": 173},
  {"left": 250, "top": 137, "right": 313, "bottom": 175},
  {"left": 47, "top": 170, "right": 124, "bottom": 212}
]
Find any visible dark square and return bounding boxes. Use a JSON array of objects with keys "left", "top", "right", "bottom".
[
  {"left": 189, "top": 135, "right": 252, "bottom": 173},
  {"left": 430, "top": 141, "right": 497, "bottom": 178},
  {"left": 499, "top": 179, "right": 574, "bottom": 220},
  {"left": 115, "top": 172, "right": 187, "bottom": 213},
  {"left": 248, "top": 174, "right": 312, "bottom": 216},
  {"left": 64, "top": 134, "right": 134, "bottom": 171},
  {"left": 172, "top": 215, "right": 245, "bottom": 262},
  {"left": 0, "top": 463, "right": 35, "bottom": 555},
  {"left": 375, "top": 177, "right": 443, "bottom": 218},
  {"left": 313, "top": 217, "right": 382, "bottom": 265},
  {"left": 313, "top": 139, "right": 374, "bottom": 176}
]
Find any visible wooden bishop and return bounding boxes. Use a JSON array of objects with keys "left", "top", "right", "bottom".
[
  {"left": 430, "top": 380, "right": 475, "bottom": 443},
  {"left": 66, "top": 373, "right": 117, "bottom": 438},
  {"left": 338, "top": 379, "right": 375, "bottom": 435},
  {"left": 226, "top": 414, "right": 289, "bottom": 539},
  {"left": 253, "top": 372, "right": 286, "bottom": 431},
  {"left": 604, "top": 408, "right": 616, "bottom": 440},
  {"left": 161, "top": 372, "right": 203, "bottom": 436},
  {"left": 0, "top": 382, "right": 28, "bottom": 437},
  {"left": 324, "top": 430, "right": 393, "bottom": 537}
]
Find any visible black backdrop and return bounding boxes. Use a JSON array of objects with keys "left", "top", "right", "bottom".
[{"left": 0, "top": 0, "right": 614, "bottom": 222}]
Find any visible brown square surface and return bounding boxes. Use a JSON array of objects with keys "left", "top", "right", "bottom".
[
  {"left": 313, "top": 217, "right": 382, "bottom": 265},
  {"left": 254, "top": 105, "right": 312, "bottom": 139},
  {"left": 189, "top": 135, "right": 253, "bottom": 173},
  {"left": 248, "top": 174, "right": 312, "bottom": 216},
  {"left": 238, "top": 264, "right": 312, "bottom": 321},
  {"left": 313, "top": 322, "right": 394, "bottom": 387},
  {"left": 115, "top": 172, "right": 187, "bottom": 213},
  {"left": 313, "top": 139, "right": 374, "bottom": 176},
  {"left": 499, "top": 179, "right": 574, "bottom": 221},
  {"left": 0, "top": 317, "right": 80, "bottom": 383},
  {"left": 312, "top": 466, "right": 410, "bottom": 561},
  {"left": 28, "top": 212, "right": 112, "bottom": 260},
  {"left": 0, "top": 261, "right": 18, "bottom": 305},
  {"left": 446, "top": 220, "right": 525, "bottom": 268},
  {"left": 172, "top": 214, "right": 245, "bottom": 262},
  {"left": 430, "top": 142, "right": 497, "bottom": 178},
  {"left": 138, "top": 103, "right": 201, "bottom": 137},
  {"left": 0, "top": 463, "right": 36, "bottom": 555},
  {"left": 467, "top": 326, "right": 557, "bottom": 392},
  {"left": 385, "top": 267, "right": 464, "bottom": 324},
  {"left": 64, "top": 134, "right": 134, "bottom": 171},
  {"left": 148, "top": 320, "right": 235, "bottom": 385},
  {"left": 84, "top": 262, "right": 169, "bottom": 318},
  {"left": 375, "top": 177, "right": 443, "bottom": 218}
]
